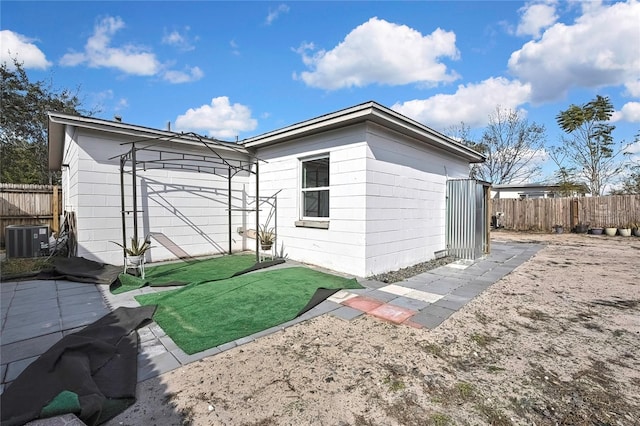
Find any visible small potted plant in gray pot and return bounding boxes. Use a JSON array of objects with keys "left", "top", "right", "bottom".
[
  {"left": 258, "top": 225, "right": 275, "bottom": 251},
  {"left": 590, "top": 224, "right": 604, "bottom": 235},
  {"left": 574, "top": 223, "right": 589, "bottom": 234},
  {"left": 112, "top": 237, "right": 153, "bottom": 277},
  {"left": 633, "top": 221, "right": 640, "bottom": 237}
]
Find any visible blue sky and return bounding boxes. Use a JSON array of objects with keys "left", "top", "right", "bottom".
[{"left": 2, "top": 1, "right": 639, "bottom": 182}]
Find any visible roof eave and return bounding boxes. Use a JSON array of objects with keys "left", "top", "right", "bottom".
[
  {"left": 48, "top": 118, "right": 66, "bottom": 171},
  {"left": 47, "top": 112, "right": 250, "bottom": 171},
  {"left": 242, "top": 102, "right": 485, "bottom": 163}
]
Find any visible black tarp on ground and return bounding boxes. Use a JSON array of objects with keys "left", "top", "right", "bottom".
[
  {"left": 231, "top": 258, "right": 286, "bottom": 277},
  {"left": 0, "top": 305, "right": 156, "bottom": 426},
  {"left": 38, "top": 257, "right": 122, "bottom": 286},
  {"left": 295, "top": 288, "right": 341, "bottom": 317}
]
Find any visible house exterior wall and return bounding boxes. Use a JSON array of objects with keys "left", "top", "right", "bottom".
[
  {"left": 69, "top": 128, "right": 249, "bottom": 265},
  {"left": 251, "top": 125, "right": 369, "bottom": 276},
  {"left": 252, "top": 123, "right": 473, "bottom": 277},
  {"left": 363, "top": 123, "right": 471, "bottom": 276},
  {"left": 55, "top": 109, "right": 478, "bottom": 277},
  {"left": 61, "top": 127, "right": 80, "bottom": 215}
]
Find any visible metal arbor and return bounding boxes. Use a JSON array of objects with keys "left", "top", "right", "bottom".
[{"left": 112, "top": 131, "right": 265, "bottom": 264}]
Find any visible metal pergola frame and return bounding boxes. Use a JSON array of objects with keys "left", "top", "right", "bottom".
[{"left": 110, "top": 132, "right": 265, "bottom": 263}]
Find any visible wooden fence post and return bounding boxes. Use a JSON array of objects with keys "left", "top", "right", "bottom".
[{"left": 52, "top": 185, "right": 59, "bottom": 235}]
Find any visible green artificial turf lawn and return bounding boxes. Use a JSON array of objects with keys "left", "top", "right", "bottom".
[
  {"left": 111, "top": 254, "right": 257, "bottom": 294},
  {"left": 135, "top": 267, "right": 362, "bottom": 354}
]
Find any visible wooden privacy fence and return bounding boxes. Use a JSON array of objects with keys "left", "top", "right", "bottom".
[
  {"left": 0, "top": 183, "right": 62, "bottom": 247},
  {"left": 492, "top": 195, "right": 640, "bottom": 232}
]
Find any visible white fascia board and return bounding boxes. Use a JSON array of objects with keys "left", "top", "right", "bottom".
[
  {"left": 242, "top": 101, "right": 485, "bottom": 163},
  {"left": 47, "top": 112, "right": 250, "bottom": 171},
  {"left": 48, "top": 118, "right": 66, "bottom": 171},
  {"left": 366, "top": 107, "right": 485, "bottom": 163},
  {"left": 242, "top": 103, "right": 374, "bottom": 148}
]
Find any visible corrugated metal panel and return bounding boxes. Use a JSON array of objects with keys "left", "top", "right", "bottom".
[{"left": 446, "top": 179, "right": 489, "bottom": 260}]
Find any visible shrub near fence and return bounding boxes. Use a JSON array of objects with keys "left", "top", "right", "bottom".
[
  {"left": 492, "top": 195, "right": 640, "bottom": 232},
  {"left": 0, "top": 183, "right": 62, "bottom": 248}
]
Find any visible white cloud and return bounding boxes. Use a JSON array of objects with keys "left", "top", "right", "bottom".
[
  {"left": 162, "top": 66, "right": 204, "bottom": 83},
  {"left": 611, "top": 102, "right": 640, "bottom": 123},
  {"left": 266, "top": 4, "right": 290, "bottom": 25},
  {"left": 0, "top": 30, "right": 51, "bottom": 69},
  {"left": 392, "top": 77, "right": 532, "bottom": 130},
  {"left": 59, "top": 16, "right": 160, "bottom": 75},
  {"left": 230, "top": 39, "right": 240, "bottom": 56},
  {"left": 115, "top": 97, "right": 129, "bottom": 111},
  {"left": 294, "top": 17, "right": 460, "bottom": 90},
  {"left": 508, "top": 0, "right": 640, "bottom": 103},
  {"left": 625, "top": 80, "right": 640, "bottom": 97},
  {"left": 162, "top": 28, "right": 195, "bottom": 51},
  {"left": 175, "top": 97, "right": 258, "bottom": 139},
  {"left": 90, "top": 89, "right": 129, "bottom": 114},
  {"left": 516, "top": 1, "right": 558, "bottom": 38}
]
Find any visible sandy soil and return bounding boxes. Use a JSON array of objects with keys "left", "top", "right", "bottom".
[{"left": 108, "top": 231, "right": 640, "bottom": 426}]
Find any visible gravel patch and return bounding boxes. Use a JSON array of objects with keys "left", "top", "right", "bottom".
[{"left": 369, "top": 256, "right": 456, "bottom": 283}]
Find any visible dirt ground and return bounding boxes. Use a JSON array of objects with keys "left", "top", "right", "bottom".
[{"left": 108, "top": 231, "right": 640, "bottom": 426}]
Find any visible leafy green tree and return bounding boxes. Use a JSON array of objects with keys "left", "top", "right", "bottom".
[
  {"left": 1, "top": 60, "right": 86, "bottom": 184},
  {"left": 554, "top": 95, "right": 627, "bottom": 196}
]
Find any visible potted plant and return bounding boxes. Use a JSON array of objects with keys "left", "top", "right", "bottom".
[
  {"left": 574, "top": 223, "right": 589, "bottom": 234},
  {"left": 604, "top": 225, "right": 618, "bottom": 236},
  {"left": 553, "top": 224, "right": 564, "bottom": 234},
  {"left": 590, "top": 225, "right": 604, "bottom": 235},
  {"left": 618, "top": 223, "right": 632, "bottom": 237},
  {"left": 112, "top": 237, "right": 153, "bottom": 277},
  {"left": 258, "top": 225, "right": 275, "bottom": 251},
  {"left": 632, "top": 221, "right": 640, "bottom": 237}
]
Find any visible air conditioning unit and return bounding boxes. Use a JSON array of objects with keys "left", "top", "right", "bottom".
[{"left": 5, "top": 225, "right": 50, "bottom": 258}]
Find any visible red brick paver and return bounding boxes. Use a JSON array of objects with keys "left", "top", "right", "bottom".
[
  {"left": 368, "top": 304, "right": 416, "bottom": 324},
  {"left": 342, "top": 296, "right": 384, "bottom": 313}
]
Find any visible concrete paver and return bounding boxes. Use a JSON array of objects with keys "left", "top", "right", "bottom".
[
  {"left": 366, "top": 288, "right": 403, "bottom": 302},
  {"left": 330, "top": 305, "right": 364, "bottom": 321},
  {"left": 387, "top": 296, "right": 429, "bottom": 311},
  {"left": 405, "top": 289, "right": 444, "bottom": 303},
  {"left": 433, "top": 294, "right": 472, "bottom": 311},
  {"left": 410, "top": 310, "right": 447, "bottom": 329}
]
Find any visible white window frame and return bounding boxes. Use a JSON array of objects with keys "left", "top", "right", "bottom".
[{"left": 300, "top": 154, "right": 330, "bottom": 220}]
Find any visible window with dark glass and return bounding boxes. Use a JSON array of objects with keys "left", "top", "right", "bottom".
[{"left": 301, "top": 157, "right": 329, "bottom": 218}]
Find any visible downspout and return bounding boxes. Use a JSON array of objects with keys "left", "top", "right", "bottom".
[
  {"left": 120, "top": 156, "right": 127, "bottom": 258},
  {"left": 228, "top": 167, "right": 232, "bottom": 255},
  {"left": 131, "top": 143, "right": 138, "bottom": 242},
  {"left": 255, "top": 159, "right": 259, "bottom": 263}
]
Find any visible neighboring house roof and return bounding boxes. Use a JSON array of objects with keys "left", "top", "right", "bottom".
[
  {"left": 47, "top": 112, "right": 248, "bottom": 171},
  {"left": 492, "top": 183, "right": 591, "bottom": 193},
  {"left": 240, "top": 101, "right": 485, "bottom": 163}
]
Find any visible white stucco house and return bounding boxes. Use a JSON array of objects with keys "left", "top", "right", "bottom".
[{"left": 48, "top": 101, "right": 487, "bottom": 277}]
